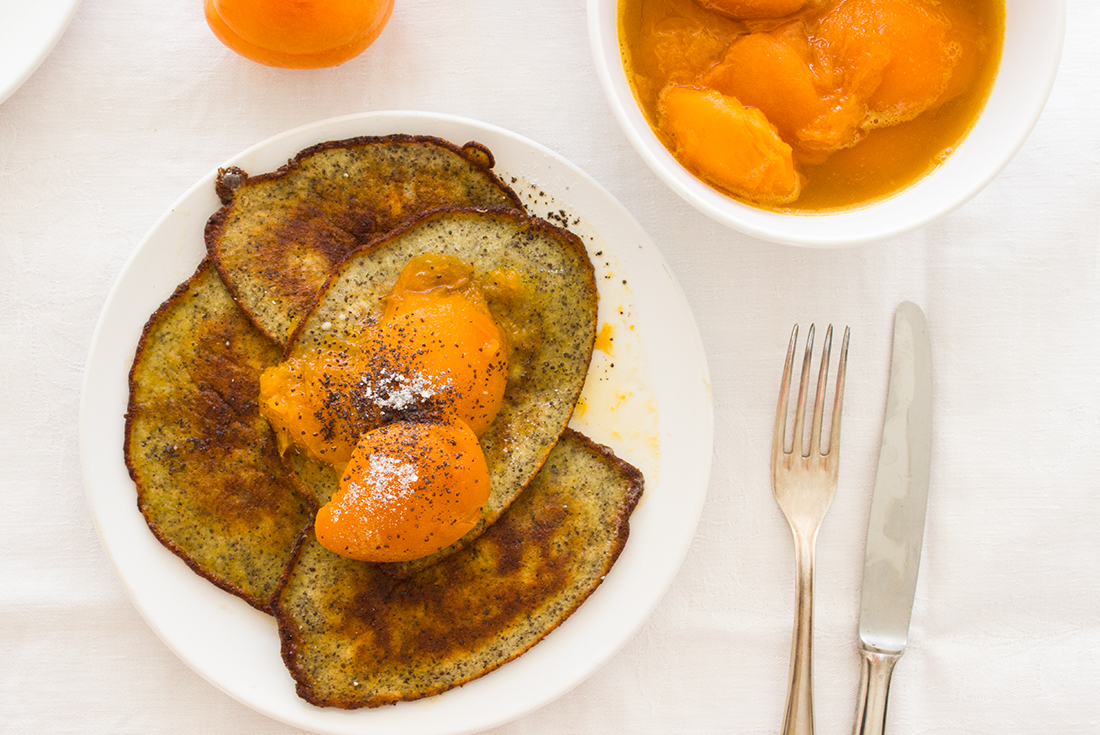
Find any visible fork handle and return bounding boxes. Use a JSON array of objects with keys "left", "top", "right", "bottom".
[
  {"left": 782, "top": 536, "right": 817, "bottom": 735},
  {"left": 853, "top": 648, "right": 901, "bottom": 735}
]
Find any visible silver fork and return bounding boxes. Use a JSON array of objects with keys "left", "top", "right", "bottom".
[{"left": 772, "top": 323, "right": 850, "bottom": 735}]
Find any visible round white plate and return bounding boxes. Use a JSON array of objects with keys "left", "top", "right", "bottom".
[
  {"left": 0, "top": 0, "right": 81, "bottom": 106},
  {"left": 80, "top": 112, "right": 713, "bottom": 735}
]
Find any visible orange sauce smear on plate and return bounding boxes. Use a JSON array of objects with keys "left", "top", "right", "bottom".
[{"left": 619, "top": 0, "right": 1005, "bottom": 212}]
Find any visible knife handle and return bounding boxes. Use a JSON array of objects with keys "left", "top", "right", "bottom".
[{"left": 853, "top": 648, "right": 901, "bottom": 735}]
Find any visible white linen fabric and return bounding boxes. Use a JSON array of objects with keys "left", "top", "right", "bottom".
[{"left": 2, "top": 1, "right": 1098, "bottom": 733}]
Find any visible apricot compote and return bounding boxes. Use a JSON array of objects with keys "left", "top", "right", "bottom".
[
  {"left": 620, "top": 0, "right": 1005, "bottom": 211},
  {"left": 259, "top": 253, "right": 508, "bottom": 562},
  {"left": 314, "top": 419, "right": 491, "bottom": 562}
]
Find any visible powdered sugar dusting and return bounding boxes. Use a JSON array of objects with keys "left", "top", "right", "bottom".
[
  {"left": 333, "top": 454, "right": 420, "bottom": 521},
  {"left": 359, "top": 368, "right": 448, "bottom": 411}
]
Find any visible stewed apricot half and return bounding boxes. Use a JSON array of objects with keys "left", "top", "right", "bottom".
[{"left": 658, "top": 85, "right": 801, "bottom": 205}]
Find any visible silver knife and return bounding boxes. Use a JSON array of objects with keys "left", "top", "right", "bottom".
[{"left": 853, "top": 301, "right": 932, "bottom": 735}]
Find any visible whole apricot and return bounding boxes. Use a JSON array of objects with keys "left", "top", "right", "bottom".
[{"left": 204, "top": 0, "right": 393, "bottom": 69}]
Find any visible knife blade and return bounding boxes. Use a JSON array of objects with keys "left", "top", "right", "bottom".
[{"left": 852, "top": 301, "right": 932, "bottom": 735}]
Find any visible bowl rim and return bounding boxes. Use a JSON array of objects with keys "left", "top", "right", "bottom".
[{"left": 587, "top": 0, "right": 1068, "bottom": 247}]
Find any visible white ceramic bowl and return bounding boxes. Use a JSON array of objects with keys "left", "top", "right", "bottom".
[{"left": 588, "top": 0, "right": 1066, "bottom": 247}]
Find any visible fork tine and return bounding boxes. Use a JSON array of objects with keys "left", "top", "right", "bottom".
[
  {"left": 774, "top": 325, "right": 798, "bottom": 457},
  {"left": 791, "top": 324, "right": 815, "bottom": 457},
  {"left": 827, "top": 326, "right": 851, "bottom": 456},
  {"left": 809, "top": 325, "right": 834, "bottom": 457}
]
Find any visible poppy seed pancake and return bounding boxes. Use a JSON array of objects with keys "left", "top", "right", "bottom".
[
  {"left": 284, "top": 207, "right": 599, "bottom": 576},
  {"left": 205, "top": 135, "right": 524, "bottom": 346},
  {"left": 273, "top": 429, "right": 643, "bottom": 708},
  {"left": 124, "top": 260, "right": 314, "bottom": 611}
]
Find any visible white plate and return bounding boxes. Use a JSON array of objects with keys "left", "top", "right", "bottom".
[
  {"left": 80, "top": 112, "right": 713, "bottom": 735},
  {"left": 0, "top": 0, "right": 81, "bottom": 106}
]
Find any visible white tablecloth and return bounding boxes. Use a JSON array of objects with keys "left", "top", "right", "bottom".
[{"left": 3, "top": 1, "right": 1098, "bottom": 732}]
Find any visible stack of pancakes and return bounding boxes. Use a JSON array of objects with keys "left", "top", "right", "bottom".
[{"left": 124, "top": 135, "right": 643, "bottom": 708}]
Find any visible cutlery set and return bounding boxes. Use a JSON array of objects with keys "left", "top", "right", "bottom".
[{"left": 773, "top": 303, "right": 932, "bottom": 735}]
